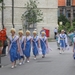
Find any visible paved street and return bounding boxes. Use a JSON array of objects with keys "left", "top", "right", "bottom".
[{"left": 0, "top": 42, "right": 75, "bottom": 75}]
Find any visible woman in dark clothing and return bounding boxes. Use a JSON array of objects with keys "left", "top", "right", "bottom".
[{"left": 2, "top": 36, "right": 8, "bottom": 55}]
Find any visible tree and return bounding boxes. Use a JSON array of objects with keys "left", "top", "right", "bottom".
[
  {"left": 58, "top": 22, "right": 72, "bottom": 33},
  {"left": 58, "top": 14, "right": 70, "bottom": 25},
  {"left": 73, "top": 19, "right": 75, "bottom": 30},
  {"left": 58, "top": 14, "right": 72, "bottom": 33},
  {"left": 22, "top": 0, "right": 43, "bottom": 29},
  {"left": 0, "top": 0, "right": 3, "bottom": 3}
]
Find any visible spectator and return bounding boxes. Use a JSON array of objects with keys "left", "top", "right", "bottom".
[
  {"left": 56, "top": 33, "right": 60, "bottom": 50},
  {"left": 2, "top": 36, "right": 8, "bottom": 55},
  {"left": 54, "top": 27, "right": 58, "bottom": 39},
  {"left": 40, "top": 27, "right": 46, "bottom": 35}
]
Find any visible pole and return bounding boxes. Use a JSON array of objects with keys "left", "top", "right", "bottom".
[
  {"left": 0, "top": 0, "right": 4, "bottom": 68},
  {"left": 0, "top": 45, "right": 3, "bottom": 68},
  {"left": 12, "top": 0, "right": 15, "bottom": 28},
  {"left": 0, "top": 54, "right": 1, "bottom": 68},
  {"left": 2, "top": 0, "right": 4, "bottom": 29}
]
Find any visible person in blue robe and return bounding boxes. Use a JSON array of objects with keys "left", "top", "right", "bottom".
[
  {"left": 73, "top": 33, "right": 75, "bottom": 59},
  {"left": 23, "top": 30, "right": 32, "bottom": 63},
  {"left": 32, "top": 31, "right": 40, "bottom": 60},
  {"left": 8, "top": 28, "right": 19, "bottom": 69},
  {"left": 18, "top": 30, "right": 25, "bottom": 65},
  {"left": 58, "top": 30, "right": 68, "bottom": 54},
  {"left": 40, "top": 31, "right": 48, "bottom": 58}
]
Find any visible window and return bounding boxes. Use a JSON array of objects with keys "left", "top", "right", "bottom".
[
  {"left": 60, "top": 10, "right": 63, "bottom": 13},
  {"left": 67, "top": 0, "right": 71, "bottom": 6},
  {"left": 68, "top": 13, "right": 71, "bottom": 17},
  {"left": 60, "top": 8, "right": 64, "bottom": 15},
  {"left": 73, "top": 10, "right": 75, "bottom": 18},
  {"left": 67, "top": 10, "right": 71, "bottom": 18},
  {"left": 73, "top": 13, "right": 75, "bottom": 18}
]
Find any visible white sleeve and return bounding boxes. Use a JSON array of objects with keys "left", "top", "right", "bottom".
[
  {"left": 23, "top": 36, "right": 26, "bottom": 39},
  {"left": 39, "top": 37, "right": 41, "bottom": 40},
  {"left": 30, "top": 36, "right": 32, "bottom": 39},
  {"left": 46, "top": 36, "right": 47, "bottom": 40},
  {"left": 31, "top": 36, "right": 33, "bottom": 40}
]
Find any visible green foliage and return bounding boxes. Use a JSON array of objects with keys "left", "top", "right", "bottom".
[
  {"left": 68, "top": 26, "right": 74, "bottom": 32},
  {"left": 58, "top": 14, "right": 73, "bottom": 33},
  {"left": 58, "top": 25, "right": 63, "bottom": 33},
  {"left": 0, "top": 0, "right": 3, "bottom": 3},
  {"left": 58, "top": 15, "right": 75, "bottom": 33},
  {"left": 73, "top": 22, "right": 75, "bottom": 28},
  {"left": 73, "top": 19, "right": 75, "bottom": 29},
  {"left": 58, "top": 22, "right": 74, "bottom": 33},
  {"left": 22, "top": 0, "right": 43, "bottom": 27},
  {"left": 73, "top": 18, "right": 75, "bottom": 22},
  {"left": 58, "top": 14, "right": 70, "bottom": 25}
]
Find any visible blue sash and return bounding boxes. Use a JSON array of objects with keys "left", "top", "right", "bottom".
[
  {"left": 33, "top": 36, "right": 38, "bottom": 49},
  {"left": 9, "top": 35, "right": 18, "bottom": 50}
]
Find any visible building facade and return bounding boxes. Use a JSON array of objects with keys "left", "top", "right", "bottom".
[
  {"left": 0, "top": 0, "right": 58, "bottom": 37},
  {"left": 58, "top": 0, "right": 75, "bottom": 22}
]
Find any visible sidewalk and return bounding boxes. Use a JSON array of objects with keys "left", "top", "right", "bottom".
[{"left": 1, "top": 55, "right": 10, "bottom": 66}]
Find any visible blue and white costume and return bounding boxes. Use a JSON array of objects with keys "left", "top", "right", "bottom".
[
  {"left": 40, "top": 36, "right": 48, "bottom": 55},
  {"left": 18, "top": 36, "right": 25, "bottom": 59},
  {"left": 8, "top": 35, "right": 19, "bottom": 62},
  {"left": 58, "top": 34, "right": 68, "bottom": 49},
  {"left": 24, "top": 36, "right": 32, "bottom": 58},
  {"left": 73, "top": 35, "right": 75, "bottom": 59},
  {"left": 32, "top": 36, "right": 39, "bottom": 56}
]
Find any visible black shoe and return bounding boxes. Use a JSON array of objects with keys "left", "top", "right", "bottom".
[
  {"left": 42, "top": 56, "right": 45, "bottom": 58},
  {"left": 58, "top": 48, "right": 60, "bottom": 50}
]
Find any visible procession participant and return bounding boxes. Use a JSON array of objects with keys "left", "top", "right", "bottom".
[
  {"left": 18, "top": 30, "right": 25, "bottom": 65},
  {"left": 40, "top": 31, "right": 49, "bottom": 58},
  {"left": 73, "top": 34, "right": 75, "bottom": 59},
  {"left": 23, "top": 30, "right": 32, "bottom": 63},
  {"left": 32, "top": 31, "right": 40, "bottom": 60},
  {"left": 8, "top": 28, "right": 19, "bottom": 69},
  {"left": 58, "top": 30, "right": 68, "bottom": 54}
]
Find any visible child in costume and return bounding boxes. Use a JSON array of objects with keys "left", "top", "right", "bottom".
[
  {"left": 58, "top": 30, "right": 68, "bottom": 54},
  {"left": 73, "top": 32, "right": 75, "bottom": 59},
  {"left": 40, "top": 31, "right": 48, "bottom": 58},
  {"left": 18, "top": 30, "right": 25, "bottom": 65},
  {"left": 32, "top": 31, "right": 40, "bottom": 60},
  {"left": 23, "top": 30, "right": 32, "bottom": 63},
  {"left": 8, "top": 28, "right": 19, "bottom": 68}
]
